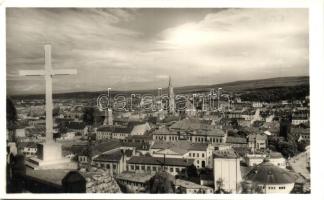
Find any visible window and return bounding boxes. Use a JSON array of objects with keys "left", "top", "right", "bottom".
[
  {"left": 113, "top": 164, "right": 116, "bottom": 169},
  {"left": 176, "top": 168, "right": 180, "bottom": 172},
  {"left": 189, "top": 153, "right": 191, "bottom": 157},
  {"left": 135, "top": 165, "right": 139, "bottom": 170},
  {"left": 147, "top": 166, "right": 151, "bottom": 171},
  {"left": 197, "top": 160, "right": 200, "bottom": 164},
  {"left": 197, "top": 153, "right": 199, "bottom": 158},
  {"left": 202, "top": 153, "right": 205, "bottom": 157},
  {"left": 153, "top": 166, "right": 157, "bottom": 171},
  {"left": 141, "top": 165, "right": 145, "bottom": 170},
  {"left": 107, "top": 164, "right": 110, "bottom": 169},
  {"left": 193, "top": 153, "right": 195, "bottom": 157},
  {"left": 170, "top": 167, "right": 174, "bottom": 172},
  {"left": 131, "top": 165, "right": 135, "bottom": 170}
]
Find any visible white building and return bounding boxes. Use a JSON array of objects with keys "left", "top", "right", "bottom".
[
  {"left": 175, "top": 179, "right": 214, "bottom": 194},
  {"left": 130, "top": 122, "right": 151, "bottom": 136},
  {"left": 16, "top": 128, "right": 26, "bottom": 138},
  {"left": 291, "top": 118, "right": 309, "bottom": 125},
  {"left": 150, "top": 141, "right": 214, "bottom": 168},
  {"left": 252, "top": 102, "right": 263, "bottom": 108},
  {"left": 213, "top": 148, "right": 241, "bottom": 193},
  {"left": 243, "top": 160, "right": 297, "bottom": 193},
  {"left": 245, "top": 152, "right": 286, "bottom": 168}
]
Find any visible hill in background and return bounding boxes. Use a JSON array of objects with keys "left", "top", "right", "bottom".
[{"left": 11, "top": 76, "right": 309, "bottom": 102}]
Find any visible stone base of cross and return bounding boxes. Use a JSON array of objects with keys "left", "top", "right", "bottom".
[{"left": 20, "top": 45, "right": 77, "bottom": 170}]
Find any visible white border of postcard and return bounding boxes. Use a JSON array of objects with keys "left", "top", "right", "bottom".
[{"left": 0, "top": 0, "right": 323, "bottom": 200}]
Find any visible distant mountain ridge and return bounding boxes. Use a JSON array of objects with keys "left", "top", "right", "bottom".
[{"left": 11, "top": 76, "right": 309, "bottom": 99}]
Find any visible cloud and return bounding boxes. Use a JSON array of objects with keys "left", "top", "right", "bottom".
[{"left": 6, "top": 8, "right": 308, "bottom": 95}]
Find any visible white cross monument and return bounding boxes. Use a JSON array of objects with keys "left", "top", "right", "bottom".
[{"left": 20, "top": 45, "right": 78, "bottom": 170}]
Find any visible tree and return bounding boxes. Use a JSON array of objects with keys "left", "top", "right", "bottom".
[
  {"left": 146, "top": 171, "right": 174, "bottom": 193},
  {"left": 82, "top": 107, "right": 95, "bottom": 171},
  {"left": 297, "top": 140, "right": 307, "bottom": 152},
  {"left": 52, "top": 106, "right": 60, "bottom": 116},
  {"left": 7, "top": 98, "right": 17, "bottom": 143},
  {"left": 82, "top": 107, "right": 95, "bottom": 128},
  {"left": 186, "top": 164, "right": 198, "bottom": 178},
  {"left": 277, "top": 141, "right": 297, "bottom": 158},
  {"left": 215, "top": 178, "right": 224, "bottom": 193}
]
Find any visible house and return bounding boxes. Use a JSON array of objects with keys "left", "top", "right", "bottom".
[
  {"left": 15, "top": 128, "right": 26, "bottom": 138},
  {"left": 291, "top": 117, "right": 309, "bottom": 126},
  {"left": 243, "top": 160, "right": 298, "bottom": 193},
  {"left": 252, "top": 102, "right": 263, "bottom": 108},
  {"left": 149, "top": 141, "right": 214, "bottom": 168},
  {"left": 127, "top": 156, "right": 194, "bottom": 176},
  {"left": 116, "top": 172, "right": 154, "bottom": 193},
  {"left": 73, "top": 139, "right": 122, "bottom": 164},
  {"left": 213, "top": 148, "right": 241, "bottom": 193},
  {"left": 292, "top": 128, "right": 310, "bottom": 143},
  {"left": 21, "top": 142, "right": 37, "bottom": 157},
  {"left": 226, "top": 136, "right": 247, "bottom": 148},
  {"left": 59, "top": 132, "right": 76, "bottom": 140},
  {"left": 245, "top": 152, "right": 286, "bottom": 168},
  {"left": 95, "top": 126, "right": 113, "bottom": 140},
  {"left": 66, "top": 121, "right": 87, "bottom": 135},
  {"left": 96, "top": 125, "right": 133, "bottom": 140},
  {"left": 130, "top": 122, "right": 151, "bottom": 136},
  {"left": 247, "top": 134, "right": 267, "bottom": 152},
  {"left": 153, "top": 120, "right": 226, "bottom": 144},
  {"left": 92, "top": 148, "right": 134, "bottom": 175},
  {"left": 175, "top": 179, "right": 214, "bottom": 194},
  {"left": 111, "top": 126, "right": 133, "bottom": 139}
]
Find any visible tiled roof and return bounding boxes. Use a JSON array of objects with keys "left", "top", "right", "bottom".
[
  {"left": 213, "top": 148, "right": 239, "bottom": 159},
  {"left": 72, "top": 139, "right": 122, "bottom": 157},
  {"left": 116, "top": 172, "right": 154, "bottom": 183},
  {"left": 153, "top": 127, "right": 173, "bottom": 135},
  {"left": 247, "top": 134, "right": 267, "bottom": 141},
  {"left": 66, "top": 122, "right": 86, "bottom": 130},
  {"left": 93, "top": 150, "right": 123, "bottom": 162},
  {"left": 196, "top": 129, "right": 225, "bottom": 136},
  {"left": 128, "top": 156, "right": 194, "bottom": 167},
  {"left": 244, "top": 161, "right": 298, "bottom": 184},
  {"left": 151, "top": 141, "right": 208, "bottom": 152},
  {"left": 226, "top": 136, "right": 247, "bottom": 144},
  {"left": 170, "top": 118, "right": 212, "bottom": 131},
  {"left": 96, "top": 125, "right": 114, "bottom": 132},
  {"left": 176, "top": 179, "right": 213, "bottom": 190},
  {"left": 96, "top": 125, "right": 132, "bottom": 134}
]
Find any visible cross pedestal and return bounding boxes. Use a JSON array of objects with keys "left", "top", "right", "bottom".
[
  {"left": 20, "top": 45, "right": 77, "bottom": 170},
  {"left": 26, "top": 142, "right": 77, "bottom": 170}
]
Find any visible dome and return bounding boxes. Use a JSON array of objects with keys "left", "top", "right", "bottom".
[{"left": 244, "top": 160, "right": 298, "bottom": 184}]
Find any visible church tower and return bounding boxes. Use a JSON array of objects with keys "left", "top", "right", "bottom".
[
  {"left": 168, "top": 76, "right": 176, "bottom": 114},
  {"left": 104, "top": 88, "right": 113, "bottom": 126},
  {"left": 104, "top": 108, "right": 113, "bottom": 126}
]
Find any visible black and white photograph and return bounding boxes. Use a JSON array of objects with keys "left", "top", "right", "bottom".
[{"left": 2, "top": 2, "right": 320, "bottom": 197}]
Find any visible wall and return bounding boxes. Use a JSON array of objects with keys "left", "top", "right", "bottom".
[{"left": 214, "top": 158, "right": 241, "bottom": 193}]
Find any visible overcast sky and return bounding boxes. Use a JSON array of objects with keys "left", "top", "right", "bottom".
[{"left": 6, "top": 8, "right": 308, "bottom": 95}]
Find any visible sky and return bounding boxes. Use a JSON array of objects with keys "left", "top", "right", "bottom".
[{"left": 6, "top": 8, "right": 309, "bottom": 95}]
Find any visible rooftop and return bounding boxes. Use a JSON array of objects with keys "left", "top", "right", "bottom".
[
  {"left": 213, "top": 148, "right": 239, "bottom": 159},
  {"left": 151, "top": 141, "right": 209, "bottom": 152},
  {"left": 176, "top": 179, "right": 213, "bottom": 190},
  {"left": 226, "top": 136, "right": 247, "bottom": 144},
  {"left": 244, "top": 161, "right": 298, "bottom": 184},
  {"left": 170, "top": 118, "right": 212, "bottom": 131},
  {"left": 128, "top": 156, "right": 194, "bottom": 167},
  {"left": 116, "top": 172, "right": 154, "bottom": 183}
]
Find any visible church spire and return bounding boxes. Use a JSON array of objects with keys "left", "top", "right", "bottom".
[{"left": 168, "top": 75, "right": 175, "bottom": 114}]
